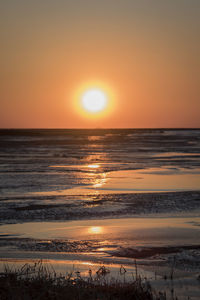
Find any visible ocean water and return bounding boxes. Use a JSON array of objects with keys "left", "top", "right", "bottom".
[
  {"left": 0, "top": 129, "right": 200, "bottom": 194},
  {"left": 0, "top": 128, "right": 200, "bottom": 235},
  {"left": 1, "top": 129, "right": 200, "bottom": 299},
  {"left": 0, "top": 129, "right": 200, "bottom": 223}
]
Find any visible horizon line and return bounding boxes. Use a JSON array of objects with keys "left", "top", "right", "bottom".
[{"left": 0, "top": 127, "right": 200, "bottom": 130}]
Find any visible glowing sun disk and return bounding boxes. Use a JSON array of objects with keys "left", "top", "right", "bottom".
[
  {"left": 72, "top": 80, "right": 116, "bottom": 120},
  {"left": 81, "top": 89, "right": 107, "bottom": 113}
]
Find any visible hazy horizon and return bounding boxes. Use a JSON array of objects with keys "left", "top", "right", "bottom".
[{"left": 1, "top": 127, "right": 200, "bottom": 131}]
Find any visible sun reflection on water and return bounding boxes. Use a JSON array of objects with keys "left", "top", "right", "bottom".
[
  {"left": 84, "top": 164, "right": 107, "bottom": 188},
  {"left": 88, "top": 226, "right": 103, "bottom": 234},
  {"left": 93, "top": 172, "right": 107, "bottom": 188},
  {"left": 87, "top": 164, "right": 100, "bottom": 169}
]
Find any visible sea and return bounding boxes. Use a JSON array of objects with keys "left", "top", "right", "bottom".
[{"left": 0, "top": 129, "right": 200, "bottom": 299}]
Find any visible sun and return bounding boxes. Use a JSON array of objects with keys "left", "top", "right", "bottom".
[
  {"left": 72, "top": 80, "right": 116, "bottom": 119},
  {"left": 81, "top": 89, "right": 107, "bottom": 113}
]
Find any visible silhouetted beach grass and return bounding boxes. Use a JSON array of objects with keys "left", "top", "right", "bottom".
[{"left": 0, "top": 260, "right": 168, "bottom": 300}]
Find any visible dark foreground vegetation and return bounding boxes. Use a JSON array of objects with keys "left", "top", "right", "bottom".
[{"left": 0, "top": 261, "right": 167, "bottom": 300}]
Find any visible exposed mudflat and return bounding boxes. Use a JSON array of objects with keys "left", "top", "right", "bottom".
[{"left": 1, "top": 191, "right": 200, "bottom": 224}]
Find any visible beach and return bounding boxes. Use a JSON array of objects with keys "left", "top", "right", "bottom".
[{"left": 0, "top": 129, "right": 200, "bottom": 299}]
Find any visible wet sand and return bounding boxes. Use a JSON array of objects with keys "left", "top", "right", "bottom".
[{"left": 1, "top": 129, "right": 200, "bottom": 299}]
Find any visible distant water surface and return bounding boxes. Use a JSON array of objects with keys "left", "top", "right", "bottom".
[
  {"left": 0, "top": 129, "right": 199, "bottom": 196},
  {"left": 1, "top": 129, "right": 200, "bottom": 300},
  {"left": 0, "top": 129, "right": 200, "bottom": 224}
]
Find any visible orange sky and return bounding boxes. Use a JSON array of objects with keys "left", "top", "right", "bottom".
[{"left": 0, "top": 1, "right": 199, "bottom": 128}]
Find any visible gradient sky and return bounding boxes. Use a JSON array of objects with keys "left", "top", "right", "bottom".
[{"left": 0, "top": 0, "right": 199, "bottom": 128}]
